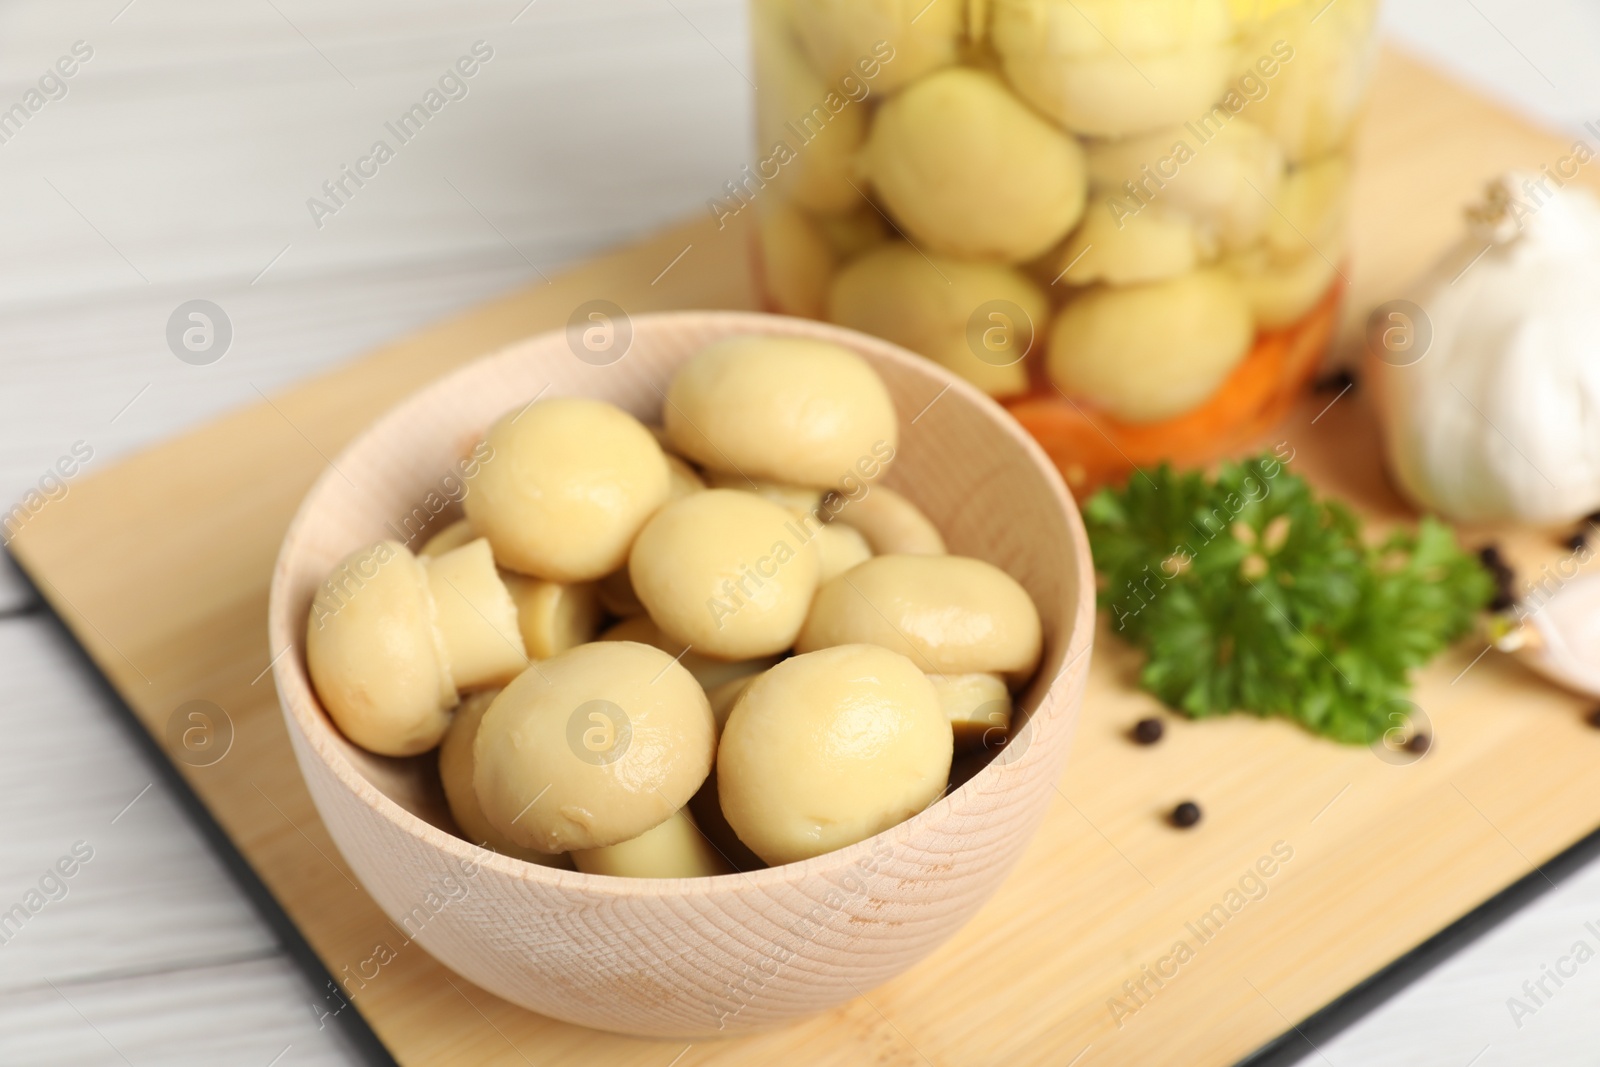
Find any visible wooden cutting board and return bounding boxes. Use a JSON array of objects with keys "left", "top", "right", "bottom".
[{"left": 11, "top": 48, "right": 1600, "bottom": 1067}]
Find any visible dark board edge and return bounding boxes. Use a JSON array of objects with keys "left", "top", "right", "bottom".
[
  {"left": 1236, "top": 818, "right": 1600, "bottom": 1065},
  {"left": 7, "top": 547, "right": 399, "bottom": 1067}
]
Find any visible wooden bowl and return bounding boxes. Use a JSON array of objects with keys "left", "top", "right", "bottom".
[{"left": 268, "top": 311, "right": 1095, "bottom": 1038}]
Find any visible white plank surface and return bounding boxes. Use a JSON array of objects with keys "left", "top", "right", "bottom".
[
  {"left": 0, "top": 616, "right": 363, "bottom": 1063},
  {"left": 1285, "top": 856, "right": 1600, "bottom": 1067},
  {"left": 1, "top": 0, "right": 1598, "bottom": 1064},
  {"left": 0, "top": 956, "right": 365, "bottom": 1066},
  {"left": 0, "top": 622, "right": 279, "bottom": 990}
]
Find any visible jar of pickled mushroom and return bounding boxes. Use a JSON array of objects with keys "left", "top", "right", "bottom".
[{"left": 747, "top": 0, "right": 1379, "bottom": 492}]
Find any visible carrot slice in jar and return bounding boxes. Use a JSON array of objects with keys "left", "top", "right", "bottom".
[{"left": 1007, "top": 278, "right": 1343, "bottom": 495}]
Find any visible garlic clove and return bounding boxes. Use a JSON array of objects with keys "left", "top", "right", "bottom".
[{"left": 1495, "top": 572, "right": 1600, "bottom": 700}]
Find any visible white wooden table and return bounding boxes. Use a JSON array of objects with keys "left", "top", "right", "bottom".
[{"left": 1, "top": 1, "right": 1596, "bottom": 1063}]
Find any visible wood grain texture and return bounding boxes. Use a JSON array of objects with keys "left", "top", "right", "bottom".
[
  {"left": 9, "top": 47, "right": 1600, "bottom": 1066},
  {"left": 268, "top": 311, "right": 1093, "bottom": 1037}
]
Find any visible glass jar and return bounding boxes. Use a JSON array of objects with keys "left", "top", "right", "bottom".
[{"left": 748, "top": 0, "right": 1379, "bottom": 493}]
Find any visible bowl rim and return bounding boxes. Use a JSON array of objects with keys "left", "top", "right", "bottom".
[{"left": 269, "top": 309, "right": 1095, "bottom": 895}]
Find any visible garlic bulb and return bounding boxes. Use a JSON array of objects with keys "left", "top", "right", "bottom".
[{"left": 1369, "top": 172, "right": 1600, "bottom": 524}]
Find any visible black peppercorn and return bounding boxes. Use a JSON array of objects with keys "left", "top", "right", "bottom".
[
  {"left": 1405, "top": 733, "right": 1431, "bottom": 754},
  {"left": 1170, "top": 801, "right": 1202, "bottom": 828},
  {"left": 1587, "top": 707, "right": 1600, "bottom": 730},
  {"left": 1478, "top": 545, "right": 1517, "bottom": 611},
  {"left": 1313, "top": 369, "right": 1357, "bottom": 393},
  {"left": 1565, "top": 531, "right": 1588, "bottom": 554},
  {"left": 1133, "top": 717, "right": 1164, "bottom": 745}
]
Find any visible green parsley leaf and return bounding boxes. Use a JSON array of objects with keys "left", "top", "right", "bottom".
[{"left": 1084, "top": 454, "right": 1492, "bottom": 744}]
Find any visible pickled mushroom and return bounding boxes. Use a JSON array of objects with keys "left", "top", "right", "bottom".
[
  {"left": 991, "top": 0, "right": 1236, "bottom": 138},
  {"left": 862, "top": 67, "right": 1087, "bottom": 263},
  {"left": 828, "top": 243, "right": 1049, "bottom": 397},
  {"left": 1046, "top": 269, "right": 1254, "bottom": 422}
]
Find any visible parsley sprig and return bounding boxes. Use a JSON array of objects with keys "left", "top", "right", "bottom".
[{"left": 1084, "top": 454, "right": 1492, "bottom": 744}]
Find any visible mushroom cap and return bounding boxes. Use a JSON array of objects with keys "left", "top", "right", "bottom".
[
  {"left": 439, "top": 690, "right": 573, "bottom": 868},
  {"left": 789, "top": 0, "right": 963, "bottom": 96},
  {"left": 306, "top": 540, "right": 455, "bottom": 757},
  {"left": 628, "top": 489, "right": 822, "bottom": 660},
  {"left": 663, "top": 336, "right": 898, "bottom": 490},
  {"left": 796, "top": 553, "right": 1043, "bottom": 679},
  {"left": 1045, "top": 269, "right": 1254, "bottom": 423},
  {"left": 753, "top": 12, "right": 868, "bottom": 215},
  {"left": 825, "top": 242, "right": 1047, "bottom": 398},
  {"left": 990, "top": 0, "right": 1234, "bottom": 138},
  {"left": 419, "top": 517, "right": 477, "bottom": 558},
  {"left": 717, "top": 643, "right": 952, "bottom": 865},
  {"left": 463, "top": 397, "right": 671, "bottom": 582},
  {"left": 861, "top": 68, "right": 1087, "bottom": 262},
  {"left": 927, "top": 672, "right": 1014, "bottom": 753},
  {"left": 828, "top": 483, "right": 946, "bottom": 557},
  {"left": 814, "top": 522, "right": 873, "bottom": 584},
  {"left": 472, "top": 641, "right": 715, "bottom": 853}
]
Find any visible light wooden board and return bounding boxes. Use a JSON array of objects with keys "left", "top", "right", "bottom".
[{"left": 10, "top": 49, "right": 1600, "bottom": 1067}]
